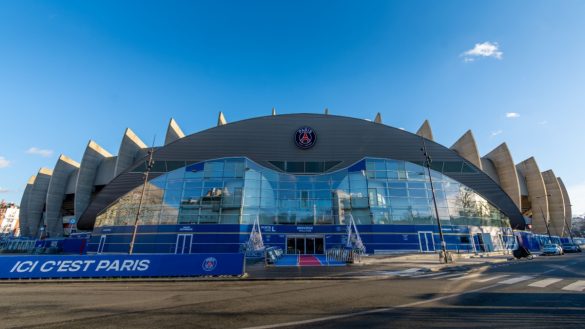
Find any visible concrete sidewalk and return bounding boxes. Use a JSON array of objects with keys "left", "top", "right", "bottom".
[
  {"left": 244, "top": 251, "right": 519, "bottom": 280},
  {"left": 356, "top": 251, "right": 513, "bottom": 271}
]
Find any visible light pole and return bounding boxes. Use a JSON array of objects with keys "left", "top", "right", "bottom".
[
  {"left": 420, "top": 137, "right": 449, "bottom": 263},
  {"left": 128, "top": 143, "right": 155, "bottom": 254},
  {"left": 535, "top": 194, "right": 553, "bottom": 244},
  {"left": 565, "top": 204, "right": 576, "bottom": 245}
]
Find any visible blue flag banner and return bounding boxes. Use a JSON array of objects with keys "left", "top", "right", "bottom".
[{"left": 0, "top": 253, "right": 245, "bottom": 279}]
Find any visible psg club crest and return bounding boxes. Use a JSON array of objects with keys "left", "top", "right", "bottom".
[
  {"left": 294, "top": 126, "right": 316, "bottom": 149},
  {"left": 202, "top": 257, "right": 218, "bottom": 272}
]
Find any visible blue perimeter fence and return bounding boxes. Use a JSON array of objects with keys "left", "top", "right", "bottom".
[{"left": 0, "top": 253, "right": 245, "bottom": 279}]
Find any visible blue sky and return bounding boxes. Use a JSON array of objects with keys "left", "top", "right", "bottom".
[{"left": 1, "top": 1, "right": 584, "bottom": 214}]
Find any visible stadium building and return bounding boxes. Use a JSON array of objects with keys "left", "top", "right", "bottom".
[{"left": 18, "top": 112, "right": 572, "bottom": 255}]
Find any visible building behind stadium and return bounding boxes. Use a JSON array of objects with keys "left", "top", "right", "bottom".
[{"left": 17, "top": 111, "right": 572, "bottom": 254}]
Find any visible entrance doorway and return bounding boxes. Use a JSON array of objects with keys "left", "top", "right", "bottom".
[
  {"left": 474, "top": 233, "right": 493, "bottom": 253},
  {"left": 286, "top": 236, "right": 325, "bottom": 254},
  {"left": 175, "top": 234, "right": 193, "bottom": 254},
  {"left": 97, "top": 235, "right": 106, "bottom": 254},
  {"left": 418, "top": 231, "right": 435, "bottom": 252}
]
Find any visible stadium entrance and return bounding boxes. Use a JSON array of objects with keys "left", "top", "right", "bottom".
[{"left": 286, "top": 235, "right": 325, "bottom": 255}]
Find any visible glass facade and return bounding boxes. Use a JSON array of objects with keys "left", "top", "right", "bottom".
[{"left": 95, "top": 157, "right": 511, "bottom": 228}]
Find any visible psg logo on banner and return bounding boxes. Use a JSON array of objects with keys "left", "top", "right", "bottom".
[
  {"left": 294, "top": 126, "right": 316, "bottom": 149},
  {"left": 202, "top": 257, "right": 218, "bottom": 271}
]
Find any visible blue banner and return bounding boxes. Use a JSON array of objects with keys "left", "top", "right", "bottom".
[{"left": 0, "top": 253, "right": 244, "bottom": 279}]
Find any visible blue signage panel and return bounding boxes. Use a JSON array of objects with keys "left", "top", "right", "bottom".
[{"left": 0, "top": 253, "right": 244, "bottom": 279}]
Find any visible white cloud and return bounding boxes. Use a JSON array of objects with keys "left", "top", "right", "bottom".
[
  {"left": 506, "top": 112, "right": 520, "bottom": 118},
  {"left": 26, "top": 147, "right": 53, "bottom": 157},
  {"left": 538, "top": 120, "right": 548, "bottom": 125},
  {"left": 568, "top": 181, "right": 585, "bottom": 216},
  {"left": 0, "top": 187, "right": 10, "bottom": 193},
  {"left": 0, "top": 156, "right": 9, "bottom": 168},
  {"left": 462, "top": 42, "right": 503, "bottom": 62},
  {"left": 490, "top": 130, "right": 503, "bottom": 137}
]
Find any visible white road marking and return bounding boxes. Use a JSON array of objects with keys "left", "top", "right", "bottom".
[
  {"left": 414, "top": 272, "right": 448, "bottom": 278},
  {"left": 474, "top": 275, "right": 509, "bottom": 283},
  {"left": 241, "top": 282, "right": 503, "bottom": 329},
  {"left": 448, "top": 273, "right": 482, "bottom": 281},
  {"left": 528, "top": 278, "right": 563, "bottom": 288},
  {"left": 242, "top": 259, "right": 585, "bottom": 329},
  {"left": 374, "top": 268, "right": 423, "bottom": 276},
  {"left": 499, "top": 276, "right": 534, "bottom": 284},
  {"left": 562, "top": 280, "right": 585, "bottom": 292},
  {"left": 431, "top": 273, "right": 465, "bottom": 280}
]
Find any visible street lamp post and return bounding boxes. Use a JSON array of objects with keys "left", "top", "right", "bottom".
[
  {"left": 128, "top": 144, "right": 155, "bottom": 255},
  {"left": 565, "top": 204, "right": 577, "bottom": 245},
  {"left": 535, "top": 194, "right": 553, "bottom": 244},
  {"left": 420, "top": 137, "right": 450, "bottom": 264}
]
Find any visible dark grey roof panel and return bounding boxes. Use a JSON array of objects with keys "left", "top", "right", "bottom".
[{"left": 78, "top": 114, "right": 525, "bottom": 229}]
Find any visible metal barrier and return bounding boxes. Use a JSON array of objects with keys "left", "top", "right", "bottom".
[
  {"left": 0, "top": 239, "right": 36, "bottom": 254},
  {"left": 264, "top": 247, "right": 284, "bottom": 265},
  {"left": 326, "top": 247, "right": 363, "bottom": 264}
]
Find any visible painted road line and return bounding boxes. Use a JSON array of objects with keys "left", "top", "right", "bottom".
[
  {"left": 499, "top": 275, "right": 534, "bottom": 284},
  {"left": 390, "top": 268, "right": 424, "bottom": 275},
  {"left": 474, "top": 275, "right": 509, "bottom": 283},
  {"left": 413, "top": 272, "right": 448, "bottom": 278},
  {"left": 242, "top": 282, "right": 503, "bottom": 329},
  {"left": 562, "top": 280, "right": 585, "bottom": 292},
  {"left": 431, "top": 273, "right": 465, "bottom": 280},
  {"left": 448, "top": 273, "right": 482, "bottom": 281},
  {"left": 528, "top": 278, "right": 563, "bottom": 288}
]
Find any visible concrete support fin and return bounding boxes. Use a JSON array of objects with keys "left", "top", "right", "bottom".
[
  {"left": 18, "top": 175, "right": 36, "bottom": 237},
  {"left": 374, "top": 113, "right": 382, "bottom": 124},
  {"left": 164, "top": 118, "right": 185, "bottom": 145},
  {"left": 542, "top": 170, "right": 565, "bottom": 236},
  {"left": 27, "top": 168, "right": 53, "bottom": 238},
  {"left": 484, "top": 143, "right": 521, "bottom": 210},
  {"left": 516, "top": 157, "right": 549, "bottom": 234},
  {"left": 451, "top": 130, "right": 482, "bottom": 170},
  {"left": 416, "top": 120, "right": 434, "bottom": 141},
  {"left": 480, "top": 158, "right": 500, "bottom": 184},
  {"left": 74, "top": 141, "right": 113, "bottom": 221},
  {"left": 45, "top": 155, "right": 80, "bottom": 237},
  {"left": 114, "top": 128, "right": 147, "bottom": 177},
  {"left": 557, "top": 177, "right": 572, "bottom": 236},
  {"left": 217, "top": 112, "right": 227, "bottom": 126}
]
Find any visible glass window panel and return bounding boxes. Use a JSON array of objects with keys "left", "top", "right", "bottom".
[
  {"left": 430, "top": 161, "right": 443, "bottom": 172},
  {"left": 324, "top": 161, "right": 341, "bottom": 171},
  {"left": 151, "top": 161, "right": 167, "bottom": 172},
  {"left": 405, "top": 161, "right": 421, "bottom": 172},
  {"left": 166, "top": 180, "right": 184, "bottom": 190},
  {"left": 408, "top": 182, "right": 426, "bottom": 189},
  {"left": 244, "top": 196, "right": 260, "bottom": 207},
  {"left": 372, "top": 210, "right": 390, "bottom": 224},
  {"left": 386, "top": 160, "right": 404, "bottom": 172},
  {"left": 287, "top": 162, "right": 304, "bottom": 173},
  {"left": 305, "top": 162, "right": 324, "bottom": 173},
  {"left": 184, "top": 170, "right": 204, "bottom": 179},
  {"left": 163, "top": 190, "right": 182, "bottom": 206},
  {"left": 443, "top": 161, "right": 463, "bottom": 173},
  {"left": 389, "top": 189, "right": 407, "bottom": 197},
  {"left": 165, "top": 168, "right": 184, "bottom": 180}
]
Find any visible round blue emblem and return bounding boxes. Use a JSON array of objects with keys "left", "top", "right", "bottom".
[
  {"left": 294, "top": 126, "right": 316, "bottom": 149},
  {"left": 202, "top": 257, "right": 218, "bottom": 272}
]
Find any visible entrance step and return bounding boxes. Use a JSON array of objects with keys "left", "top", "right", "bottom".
[
  {"left": 299, "top": 255, "right": 321, "bottom": 266},
  {"left": 273, "top": 255, "right": 346, "bottom": 267}
]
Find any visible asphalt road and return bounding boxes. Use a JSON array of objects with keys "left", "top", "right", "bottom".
[{"left": 1, "top": 253, "right": 584, "bottom": 329}]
